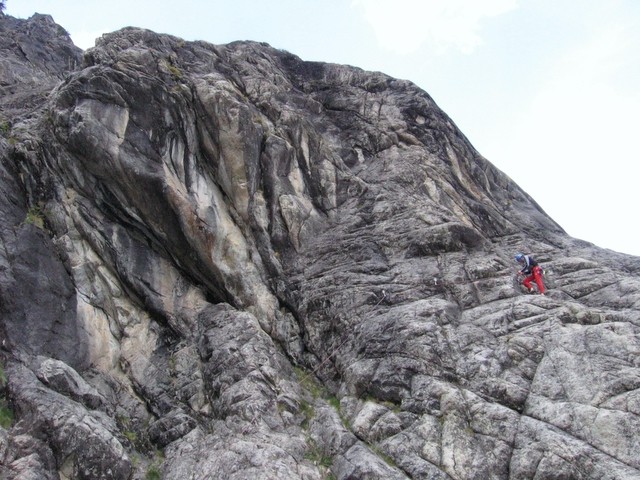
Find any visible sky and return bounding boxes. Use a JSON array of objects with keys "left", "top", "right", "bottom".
[{"left": 5, "top": 0, "right": 640, "bottom": 256}]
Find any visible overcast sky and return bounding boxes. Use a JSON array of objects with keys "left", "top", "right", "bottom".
[{"left": 6, "top": 0, "right": 640, "bottom": 256}]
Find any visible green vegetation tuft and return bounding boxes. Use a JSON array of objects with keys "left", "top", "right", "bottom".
[
  {"left": 294, "top": 367, "right": 351, "bottom": 429},
  {"left": 24, "top": 205, "right": 45, "bottom": 229},
  {"left": 372, "top": 445, "right": 397, "bottom": 468},
  {"left": 124, "top": 430, "right": 138, "bottom": 444},
  {"left": 0, "top": 120, "right": 10, "bottom": 136},
  {"left": 304, "top": 438, "right": 333, "bottom": 469},
  {"left": 294, "top": 366, "right": 323, "bottom": 399},
  {"left": 145, "top": 450, "right": 164, "bottom": 480},
  {"left": 166, "top": 62, "right": 182, "bottom": 79},
  {"left": 327, "top": 396, "right": 341, "bottom": 411},
  {"left": 299, "top": 399, "right": 314, "bottom": 430},
  {"left": 146, "top": 465, "right": 161, "bottom": 480},
  {"left": 0, "top": 401, "right": 12, "bottom": 429},
  {"left": 0, "top": 362, "right": 13, "bottom": 429}
]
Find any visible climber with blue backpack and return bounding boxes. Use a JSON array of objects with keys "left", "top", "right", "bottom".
[{"left": 515, "top": 253, "right": 546, "bottom": 295}]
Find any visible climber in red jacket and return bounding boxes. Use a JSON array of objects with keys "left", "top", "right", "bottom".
[{"left": 515, "top": 253, "right": 546, "bottom": 295}]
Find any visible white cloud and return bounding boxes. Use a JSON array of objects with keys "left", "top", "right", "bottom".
[
  {"left": 351, "top": 0, "right": 518, "bottom": 54},
  {"left": 485, "top": 19, "right": 640, "bottom": 254},
  {"left": 510, "top": 21, "right": 639, "bottom": 180},
  {"left": 69, "top": 29, "right": 106, "bottom": 50}
]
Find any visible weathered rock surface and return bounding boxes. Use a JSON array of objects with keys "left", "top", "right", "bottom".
[
  {"left": 0, "top": 12, "right": 82, "bottom": 120},
  {"left": 1, "top": 11, "right": 640, "bottom": 480}
]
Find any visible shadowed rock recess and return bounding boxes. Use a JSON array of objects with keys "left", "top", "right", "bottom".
[{"left": 1, "top": 12, "right": 639, "bottom": 480}]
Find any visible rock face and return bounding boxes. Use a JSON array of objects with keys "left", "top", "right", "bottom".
[{"left": 1, "top": 11, "right": 640, "bottom": 480}]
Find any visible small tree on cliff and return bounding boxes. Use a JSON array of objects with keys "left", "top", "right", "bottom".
[{"left": 0, "top": 1, "right": 5, "bottom": 13}]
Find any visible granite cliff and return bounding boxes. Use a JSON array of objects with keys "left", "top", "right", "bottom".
[{"left": 1, "top": 12, "right": 640, "bottom": 480}]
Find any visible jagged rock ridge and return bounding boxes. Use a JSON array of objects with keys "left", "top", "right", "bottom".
[{"left": 1, "top": 12, "right": 640, "bottom": 480}]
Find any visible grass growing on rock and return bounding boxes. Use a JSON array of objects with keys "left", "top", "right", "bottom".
[
  {"left": 294, "top": 366, "right": 324, "bottom": 399},
  {"left": 24, "top": 205, "right": 45, "bottom": 229},
  {"left": 0, "top": 397, "right": 11, "bottom": 428},
  {"left": 299, "top": 399, "right": 315, "bottom": 429},
  {"left": 304, "top": 438, "right": 333, "bottom": 468},
  {"left": 0, "top": 362, "right": 13, "bottom": 429},
  {"left": 146, "top": 464, "right": 161, "bottom": 480},
  {"left": 293, "top": 366, "right": 351, "bottom": 430}
]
